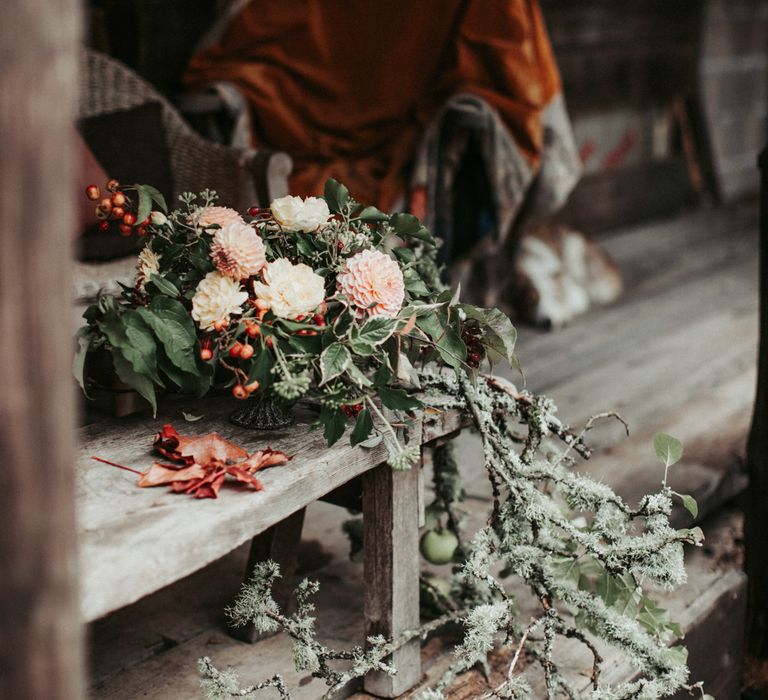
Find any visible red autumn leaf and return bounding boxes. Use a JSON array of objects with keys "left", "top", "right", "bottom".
[
  {"left": 240, "top": 447, "right": 291, "bottom": 473},
  {"left": 153, "top": 424, "right": 248, "bottom": 466},
  {"left": 138, "top": 462, "right": 206, "bottom": 487},
  {"left": 226, "top": 465, "right": 264, "bottom": 491}
]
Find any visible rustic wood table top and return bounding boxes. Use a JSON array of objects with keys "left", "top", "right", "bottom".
[{"left": 76, "top": 396, "right": 462, "bottom": 624}]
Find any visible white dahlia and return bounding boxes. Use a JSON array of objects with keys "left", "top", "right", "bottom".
[
  {"left": 270, "top": 195, "right": 330, "bottom": 233},
  {"left": 209, "top": 221, "right": 267, "bottom": 280},
  {"left": 252, "top": 258, "right": 326, "bottom": 320},
  {"left": 337, "top": 249, "right": 405, "bottom": 319},
  {"left": 135, "top": 247, "right": 161, "bottom": 291},
  {"left": 191, "top": 271, "right": 249, "bottom": 330},
  {"left": 196, "top": 206, "right": 245, "bottom": 230}
]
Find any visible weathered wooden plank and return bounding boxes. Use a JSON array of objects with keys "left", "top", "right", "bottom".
[
  {"left": 363, "top": 462, "right": 423, "bottom": 696},
  {"left": 0, "top": 1, "right": 84, "bottom": 698}
]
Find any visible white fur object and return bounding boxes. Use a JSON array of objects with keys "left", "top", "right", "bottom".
[{"left": 514, "top": 227, "right": 622, "bottom": 328}]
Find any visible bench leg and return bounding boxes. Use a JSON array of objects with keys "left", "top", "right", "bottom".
[
  {"left": 363, "top": 461, "right": 422, "bottom": 696},
  {"left": 228, "top": 507, "right": 306, "bottom": 643}
]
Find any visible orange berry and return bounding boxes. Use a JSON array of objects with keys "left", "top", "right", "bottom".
[
  {"left": 95, "top": 206, "right": 108, "bottom": 220},
  {"left": 213, "top": 319, "right": 229, "bottom": 332},
  {"left": 111, "top": 192, "right": 126, "bottom": 207},
  {"left": 98, "top": 197, "right": 113, "bottom": 213},
  {"left": 200, "top": 348, "right": 213, "bottom": 361},
  {"left": 254, "top": 298, "right": 270, "bottom": 312},
  {"left": 245, "top": 321, "right": 261, "bottom": 338},
  {"left": 229, "top": 342, "right": 243, "bottom": 358},
  {"left": 118, "top": 223, "right": 132, "bottom": 236},
  {"left": 85, "top": 185, "right": 100, "bottom": 201},
  {"left": 239, "top": 343, "right": 254, "bottom": 360},
  {"left": 111, "top": 206, "right": 125, "bottom": 220},
  {"left": 232, "top": 384, "right": 248, "bottom": 400},
  {"left": 123, "top": 212, "right": 137, "bottom": 226},
  {"left": 106, "top": 178, "right": 120, "bottom": 192},
  {"left": 245, "top": 379, "right": 260, "bottom": 393}
]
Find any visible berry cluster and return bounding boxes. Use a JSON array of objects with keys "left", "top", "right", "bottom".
[
  {"left": 341, "top": 403, "right": 363, "bottom": 417},
  {"left": 461, "top": 320, "right": 485, "bottom": 368},
  {"left": 85, "top": 180, "right": 148, "bottom": 237}
]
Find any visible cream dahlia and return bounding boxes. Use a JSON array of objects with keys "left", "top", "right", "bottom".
[
  {"left": 270, "top": 195, "right": 330, "bottom": 233},
  {"left": 135, "top": 247, "right": 161, "bottom": 291},
  {"left": 209, "top": 221, "right": 266, "bottom": 280},
  {"left": 191, "top": 271, "right": 249, "bottom": 330},
  {"left": 337, "top": 249, "right": 405, "bottom": 319},
  {"left": 252, "top": 258, "right": 325, "bottom": 320},
  {"left": 196, "top": 206, "right": 245, "bottom": 230}
]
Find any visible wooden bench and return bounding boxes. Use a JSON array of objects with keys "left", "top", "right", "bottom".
[{"left": 77, "top": 396, "right": 462, "bottom": 697}]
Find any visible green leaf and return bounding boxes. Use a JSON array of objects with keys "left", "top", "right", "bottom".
[
  {"left": 679, "top": 493, "right": 698, "bottom": 519},
  {"left": 345, "top": 362, "right": 373, "bottom": 388},
  {"left": 350, "top": 409, "right": 374, "bottom": 446},
  {"left": 319, "top": 407, "right": 346, "bottom": 446},
  {"left": 460, "top": 305, "right": 518, "bottom": 368},
  {"left": 320, "top": 343, "right": 351, "bottom": 385},
  {"left": 136, "top": 185, "right": 152, "bottom": 225},
  {"left": 141, "top": 184, "right": 168, "bottom": 212},
  {"left": 111, "top": 347, "right": 157, "bottom": 416},
  {"left": 390, "top": 212, "right": 421, "bottom": 236},
  {"left": 377, "top": 386, "right": 422, "bottom": 412},
  {"left": 324, "top": 178, "right": 349, "bottom": 214},
  {"left": 148, "top": 273, "right": 180, "bottom": 298},
  {"left": 136, "top": 307, "right": 197, "bottom": 375},
  {"left": 357, "top": 317, "right": 398, "bottom": 346},
  {"left": 247, "top": 347, "right": 275, "bottom": 389},
  {"left": 403, "top": 274, "right": 430, "bottom": 296},
  {"left": 183, "top": 412, "right": 203, "bottom": 422},
  {"left": 73, "top": 327, "right": 93, "bottom": 397},
  {"left": 654, "top": 433, "right": 684, "bottom": 468},
  {"left": 357, "top": 206, "right": 389, "bottom": 223},
  {"left": 548, "top": 556, "right": 581, "bottom": 586},
  {"left": 98, "top": 312, "right": 163, "bottom": 386}
]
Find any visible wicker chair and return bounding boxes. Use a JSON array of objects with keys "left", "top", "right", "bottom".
[{"left": 79, "top": 46, "right": 292, "bottom": 210}]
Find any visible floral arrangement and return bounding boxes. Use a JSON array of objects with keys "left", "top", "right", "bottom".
[
  {"left": 76, "top": 178, "right": 514, "bottom": 469},
  {"left": 77, "top": 180, "right": 710, "bottom": 699}
]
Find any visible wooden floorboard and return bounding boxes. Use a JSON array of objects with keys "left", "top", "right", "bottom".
[{"left": 87, "top": 202, "right": 758, "bottom": 699}]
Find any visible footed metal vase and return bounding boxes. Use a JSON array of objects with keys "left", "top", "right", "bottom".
[{"left": 229, "top": 394, "right": 295, "bottom": 430}]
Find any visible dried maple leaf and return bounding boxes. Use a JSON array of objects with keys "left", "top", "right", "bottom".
[
  {"left": 153, "top": 424, "right": 248, "bottom": 465},
  {"left": 240, "top": 447, "right": 291, "bottom": 473},
  {"left": 137, "top": 462, "right": 206, "bottom": 488}
]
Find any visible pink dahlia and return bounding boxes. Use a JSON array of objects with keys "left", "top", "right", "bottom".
[
  {"left": 210, "top": 221, "right": 266, "bottom": 280},
  {"left": 197, "top": 206, "right": 245, "bottom": 230},
  {"left": 337, "top": 249, "right": 405, "bottom": 319}
]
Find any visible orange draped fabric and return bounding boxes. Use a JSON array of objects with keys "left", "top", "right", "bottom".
[{"left": 185, "top": 1, "right": 562, "bottom": 211}]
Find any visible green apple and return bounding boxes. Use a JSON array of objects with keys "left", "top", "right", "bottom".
[{"left": 420, "top": 528, "right": 459, "bottom": 565}]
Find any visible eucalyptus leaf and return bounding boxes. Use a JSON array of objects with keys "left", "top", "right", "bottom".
[{"left": 654, "top": 433, "right": 684, "bottom": 468}]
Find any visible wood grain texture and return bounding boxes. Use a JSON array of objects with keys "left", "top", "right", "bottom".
[
  {"left": 0, "top": 1, "right": 84, "bottom": 698},
  {"left": 78, "top": 400, "right": 461, "bottom": 622},
  {"left": 363, "top": 462, "right": 423, "bottom": 696}
]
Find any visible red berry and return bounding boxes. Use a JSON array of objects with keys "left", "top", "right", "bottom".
[
  {"left": 239, "top": 343, "right": 254, "bottom": 360},
  {"left": 245, "top": 321, "right": 261, "bottom": 338},
  {"left": 229, "top": 342, "right": 243, "bottom": 358},
  {"left": 247, "top": 206, "right": 260, "bottom": 216},
  {"left": 106, "top": 178, "right": 120, "bottom": 192},
  {"left": 265, "top": 336, "right": 274, "bottom": 348},
  {"left": 99, "top": 221, "right": 109, "bottom": 232},
  {"left": 111, "top": 206, "right": 125, "bottom": 220},
  {"left": 118, "top": 223, "right": 132, "bottom": 236},
  {"left": 111, "top": 192, "right": 126, "bottom": 207},
  {"left": 85, "top": 185, "right": 100, "bottom": 201},
  {"left": 136, "top": 226, "right": 148, "bottom": 237},
  {"left": 200, "top": 348, "right": 213, "bottom": 361},
  {"left": 213, "top": 319, "right": 229, "bottom": 332},
  {"left": 337, "top": 241, "right": 344, "bottom": 252},
  {"left": 123, "top": 212, "right": 137, "bottom": 226},
  {"left": 312, "top": 313, "right": 326, "bottom": 326},
  {"left": 245, "top": 380, "right": 260, "bottom": 394},
  {"left": 98, "top": 197, "right": 113, "bottom": 213},
  {"left": 232, "top": 384, "right": 248, "bottom": 400}
]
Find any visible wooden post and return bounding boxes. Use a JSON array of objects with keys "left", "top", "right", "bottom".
[
  {"left": 746, "top": 147, "right": 768, "bottom": 656},
  {"left": 362, "top": 461, "right": 422, "bottom": 697},
  {"left": 0, "top": 1, "right": 84, "bottom": 699},
  {"left": 229, "top": 508, "right": 306, "bottom": 643}
]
